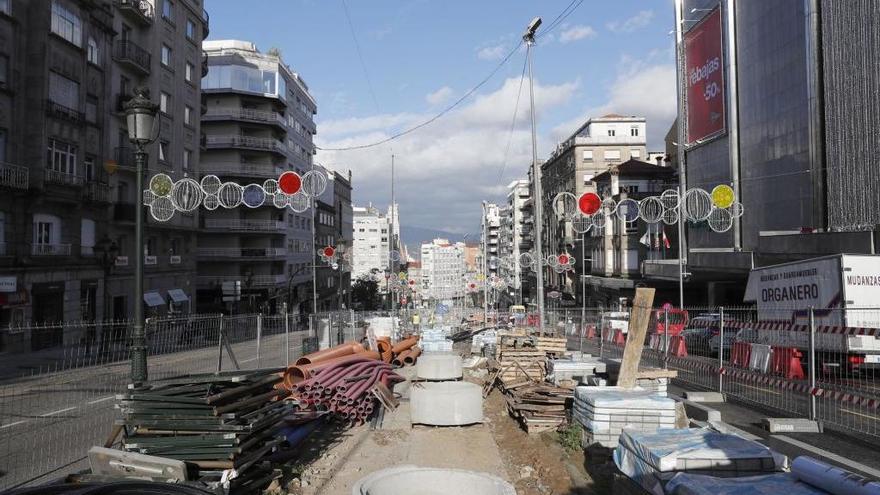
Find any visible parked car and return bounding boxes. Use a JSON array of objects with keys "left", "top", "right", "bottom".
[
  {"left": 680, "top": 314, "right": 721, "bottom": 355},
  {"left": 708, "top": 332, "right": 738, "bottom": 356}
]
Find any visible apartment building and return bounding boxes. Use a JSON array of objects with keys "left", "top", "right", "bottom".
[
  {"left": 0, "top": 0, "right": 207, "bottom": 351},
  {"left": 351, "top": 205, "right": 391, "bottom": 280},
  {"left": 197, "top": 39, "right": 316, "bottom": 313},
  {"left": 498, "top": 179, "right": 530, "bottom": 306},
  {"left": 420, "top": 238, "right": 465, "bottom": 302}
]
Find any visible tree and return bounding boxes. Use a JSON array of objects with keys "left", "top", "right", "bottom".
[{"left": 351, "top": 275, "right": 380, "bottom": 310}]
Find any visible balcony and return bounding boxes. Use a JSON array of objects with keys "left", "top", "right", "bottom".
[
  {"left": 201, "top": 50, "right": 209, "bottom": 77},
  {"left": 44, "top": 169, "right": 84, "bottom": 187},
  {"left": 114, "top": 40, "right": 151, "bottom": 75},
  {"left": 205, "top": 135, "right": 287, "bottom": 155},
  {"left": 82, "top": 183, "right": 111, "bottom": 203},
  {"left": 203, "top": 219, "right": 285, "bottom": 232},
  {"left": 196, "top": 274, "right": 286, "bottom": 288},
  {"left": 202, "top": 9, "right": 210, "bottom": 38},
  {"left": 0, "top": 162, "right": 28, "bottom": 189},
  {"left": 46, "top": 101, "right": 85, "bottom": 124},
  {"left": 200, "top": 162, "right": 280, "bottom": 178},
  {"left": 203, "top": 107, "right": 287, "bottom": 128},
  {"left": 114, "top": 202, "right": 137, "bottom": 222},
  {"left": 196, "top": 247, "right": 287, "bottom": 258},
  {"left": 31, "top": 244, "right": 72, "bottom": 256},
  {"left": 114, "top": 0, "right": 153, "bottom": 25}
]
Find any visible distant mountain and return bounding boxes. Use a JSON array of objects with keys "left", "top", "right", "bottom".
[{"left": 399, "top": 225, "right": 468, "bottom": 260}]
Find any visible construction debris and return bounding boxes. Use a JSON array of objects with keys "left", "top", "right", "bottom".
[{"left": 503, "top": 383, "right": 573, "bottom": 434}]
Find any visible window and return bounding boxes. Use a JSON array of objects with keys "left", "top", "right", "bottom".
[
  {"left": 630, "top": 127, "right": 639, "bottom": 137},
  {"left": 583, "top": 150, "right": 593, "bottom": 161},
  {"left": 84, "top": 156, "right": 95, "bottom": 180},
  {"left": 49, "top": 72, "right": 79, "bottom": 110},
  {"left": 0, "top": 0, "right": 9, "bottom": 15},
  {"left": 182, "top": 149, "right": 191, "bottom": 170},
  {"left": 630, "top": 149, "right": 641, "bottom": 159},
  {"left": 161, "top": 0, "right": 172, "bottom": 20},
  {"left": 158, "top": 141, "right": 168, "bottom": 162},
  {"left": 33, "top": 214, "right": 61, "bottom": 246},
  {"left": 47, "top": 139, "right": 77, "bottom": 174},
  {"left": 161, "top": 44, "right": 172, "bottom": 67},
  {"left": 81, "top": 219, "right": 95, "bottom": 255},
  {"left": 87, "top": 37, "right": 98, "bottom": 64},
  {"left": 0, "top": 129, "right": 6, "bottom": 162},
  {"left": 184, "top": 105, "right": 193, "bottom": 125},
  {"left": 85, "top": 96, "right": 97, "bottom": 123},
  {"left": 186, "top": 19, "right": 196, "bottom": 40},
  {"left": 185, "top": 62, "right": 194, "bottom": 83},
  {"left": 604, "top": 149, "right": 621, "bottom": 161},
  {"left": 0, "top": 55, "right": 8, "bottom": 87},
  {"left": 607, "top": 129, "right": 616, "bottom": 137},
  {"left": 160, "top": 92, "right": 170, "bottom": 113},
  {"left": 170, "top": 238, "right": 179, "bottom": 255},
  {"left": 51, "top": 0, "right": 82, "bottom": 47}
]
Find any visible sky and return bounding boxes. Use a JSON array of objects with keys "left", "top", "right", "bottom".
[{"left": 206, "top": 0, "right": 677, "bottom": 235}]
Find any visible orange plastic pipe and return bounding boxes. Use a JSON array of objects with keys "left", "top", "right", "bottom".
[
  {"left": 392, "top": 350, "right": 411, "bottom": 367},
  {"left": 295, "top": 342, "right": 364, "bottom": 366},
  {"left": 283, "top": 351, "right": 380, "bottom": 388},
  {"left": 391, "top": 336, "right": 418, "bottom": 355}
]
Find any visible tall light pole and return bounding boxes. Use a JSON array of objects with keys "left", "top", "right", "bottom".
[
  {"left": 481, "top": 201, "right": 489, "bottom": 326},
  {"left": 674, "top": 0, "right": 688, "bottom": 309},
  {"left": 124, "top": 87, "right": 158, "bottom": 384},
  {"left": 524, "top": 17, "right": 545, "bottom": 333}
]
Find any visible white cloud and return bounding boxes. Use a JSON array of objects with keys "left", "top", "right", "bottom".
[
  {"left": 606, "top": 10, "right": 655, "bottom": 33},
  {"left": 559, "top": 25, "right": 597, "bottom": 43},
  {"left": 316, "top": 78, "right": 579, "bottom": 232},
  {"left": 551, "top": 60, "right": 676, "bottom": 149},
  {"left": 476, "top": 44, "right": 506, "bottom": 61},
  {"left": 425, "top": 86, "right": 454, "bottom": 106}
]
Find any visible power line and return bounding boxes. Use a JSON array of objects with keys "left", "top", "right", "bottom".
[
  {"left": 340, "top": 0, "right": 382, "bottom": 115},
  {"left": 539, "top": 0, "right": 585, "bottom": 39},
  {"left": 497, "top": 54, "right": 528, "bottom": 184},
  {"left": 317, "top": 41, "right": 523, "bottom": 152}
]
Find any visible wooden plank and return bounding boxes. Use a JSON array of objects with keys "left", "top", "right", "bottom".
[
  {"left": 617, "top": 287, "right": 655, "bottom": 390},
  {"left": 636, "top": 369, "right": 678, "bottom": 379}
]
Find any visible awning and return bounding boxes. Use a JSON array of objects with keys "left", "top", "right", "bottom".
[
  {"left": 167, "top": 289, "right": 190, "bottom": 303},
  {"left": 144, "top": 291, "right": 165, "bottom": 307}
]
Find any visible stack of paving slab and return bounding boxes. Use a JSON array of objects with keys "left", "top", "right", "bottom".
[
  {"left": 573, "top": 386, "right": 677, "bottom": 448},
  {"left": 613, "top": 428, "right": 789, "bottom": 495},
  {"left": 419, "top": 328, "right": 453, "bottom": 353},
  {"left": 547, "top": 355, "right": 606, "bottom": 386}
]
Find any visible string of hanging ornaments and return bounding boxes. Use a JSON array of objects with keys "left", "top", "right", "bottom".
[{"left": 143, "top": 169, "right": 329, "bottom": 221}]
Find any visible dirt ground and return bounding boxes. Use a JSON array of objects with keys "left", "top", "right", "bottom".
[{"left": 283, "top": 363, "right": 610, "bottom": 495}]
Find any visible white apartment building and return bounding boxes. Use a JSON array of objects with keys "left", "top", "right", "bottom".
[
  {"left": 498, "top": 179, "right": 530, "bottom": 305},
  {"left": 420, "top": 238, "right": 465, "bottom": 302},
  {"left": 482, "top": 203, "right": 501, "bottom": 278},
  {"left": 352, "top": 205, "right": 391, "bottom": 279}
]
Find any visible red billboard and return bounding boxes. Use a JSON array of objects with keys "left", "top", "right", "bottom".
[{"left": 684, "top": 7, "right": 725, "bottom": 144}]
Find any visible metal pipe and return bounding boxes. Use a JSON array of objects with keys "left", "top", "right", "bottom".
[
  {"left": 257, "top": 312, "right": 263, "bottom": 368},
  {"left": 809, "top": 306, "right": 817, "bottom": 421},
  {"left": 718, "top": 306, "right": 724, "bottom": 393},
  {"left": 674, "top": 0, "right": 688, "bottom": 308}
]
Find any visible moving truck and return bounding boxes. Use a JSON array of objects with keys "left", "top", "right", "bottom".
[{"left": 743, "top": 254, "right": 880, "bottom": 372}]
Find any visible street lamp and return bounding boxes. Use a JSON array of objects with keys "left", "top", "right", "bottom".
[{"left": 124, "top": 86, "right": 158, "bottom": 384}]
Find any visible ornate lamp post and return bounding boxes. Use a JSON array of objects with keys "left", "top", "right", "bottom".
[{"left": 124, "top": 87, "right": 158, "bottom": 384}]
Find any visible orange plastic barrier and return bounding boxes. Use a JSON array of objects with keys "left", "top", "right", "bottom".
[
  {"left": 586, "top": 325, "right": 596, "bottom": 339},
  {"left": 771, "top": 346, "right": 805, "bottom": 380},
  {"left": 669, "top": 335, "right": 688, "bottom": 357},
  {"left": 613, "top": 329, "right": 626, "bottom": 346}
]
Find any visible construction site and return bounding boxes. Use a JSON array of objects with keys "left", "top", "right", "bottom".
[{"left": 2, "top": 288, "right": 880, "bottom": 495}]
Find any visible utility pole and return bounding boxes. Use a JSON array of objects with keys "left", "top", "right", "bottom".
[
  {"left": 390, "top": 155, "right": 397, "bottom": 335},
  {"left": 482, "top": 201, "right": 489, "bottom": 326},
  {"left": 311, "top": 161, "right": 318, "bottom": 329},
  {"left": 674, "top": 0, "right": 688, "bottom": 309},
  {"left": 524, "top": 17, "right": 545, "bottom": 333}
]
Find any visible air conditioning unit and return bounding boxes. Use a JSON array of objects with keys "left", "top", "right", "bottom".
[
  {"left": 170, "top": 255, "right": 181, "bottom": 264},
  {"left": 115, "top": 256, "right": 129, "bottom": 267},
  {"left": 144, "top": 255, "right": 157, "bottom": 265}
]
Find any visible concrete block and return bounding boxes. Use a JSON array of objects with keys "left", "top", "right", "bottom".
[
  {"left": 676, "top": 397, "right": 722, "bottom": 422},
  {"left": 683, "top": 391, "right": 726, "bottom": 403},
  {"left": 416, "top": 353, "right": 463, "bottom": 380},
  {"left": 763, "top": 418, "right": 822, "bottom": 434},
  {"left": 352, "top": 465, "right": 515, "bottom": 495},
  {"left": 410, "top": 382, "right": 483, "bottom": 426}
]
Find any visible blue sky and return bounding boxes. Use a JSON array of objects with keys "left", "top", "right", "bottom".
[{"left": 206, "top": 0, "right": 677, "bottom": 234}]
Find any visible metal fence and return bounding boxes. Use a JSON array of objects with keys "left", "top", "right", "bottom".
[
  {"left": 0, "top": 310, "right": 369, "bottom": 490},
  {"left": 549, "top": 305, "right": 880, "bottom": 442}
]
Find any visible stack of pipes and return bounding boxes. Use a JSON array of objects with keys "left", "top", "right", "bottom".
[{"left": 279, "top": 341, "right": 413, "bottom": 426}]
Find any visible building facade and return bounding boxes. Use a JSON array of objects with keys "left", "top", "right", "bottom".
[
  {"left": 420, "top": 238, "right": 465, "bottom": 302},
  {"left": 351, "top": 204, "right": 390, "bottom": 280},
  {"left": 0, "top": 0, "right": 207, "bottom": 352},
  {"left": 646, "top": 1, "right": 880, "bottom": 305},
  {"left": 498, "top": 179, "right": 530, "bottom": 306},
  {"left": 197, "top": 39, "right": 316, "bottom": 313}
]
